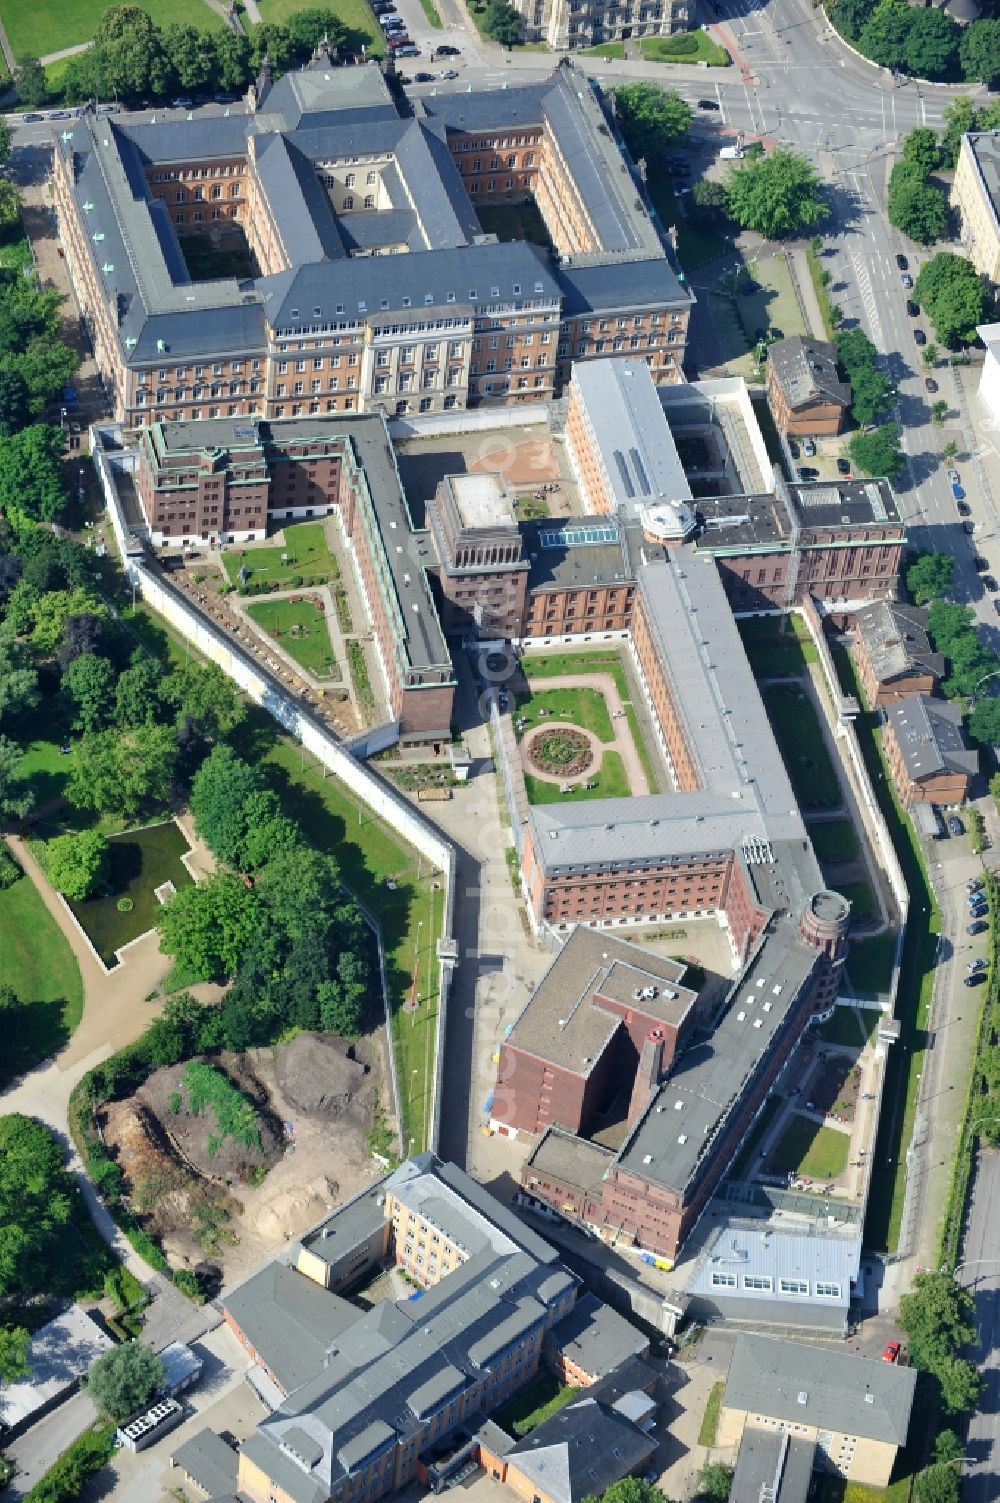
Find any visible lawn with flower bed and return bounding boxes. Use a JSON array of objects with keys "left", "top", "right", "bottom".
[{"left": 245, "top": 596, "right": 338, "bottom": 678}]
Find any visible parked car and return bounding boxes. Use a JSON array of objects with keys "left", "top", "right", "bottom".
[
  {"left": 802, "top": 438, "right": 816, "bottom": 456},
  {"left": 964, "top": 520, "right": 977, "bottom": 533},
  {"left": 436, "top": 42, "right": 461, "bottom": 52},
  {"left": 914, "top": 328, "right": 927, "bottom": 346},
  {"left": 788, "top": 439, "right": 800, "bottom": 458},
  {"left": 952, "top": 481, "right": 966, "bottom": 499},
  {"left": 901, "top": 272, "right": 913, "bottom": 289},
  {"left": 21, "top": 113, "right": 41, "bottom": 122},
  {"left": 974, "top": 556, "right": 989, "bottom": 572},
  {"left": 968, "top": 878, "right": 984, "bottom": 890},
  {"left": 171, "top": 97, "right": 195, "bottom": 109},
  {"left": 388, "top": 35, "right": 413, "bottom": 47},
  {"left": 947, "top": 468, "right": 961, "bottom": 484},
  {"left": 957, "top": 501, "right": 971, "bottom": 517},
  {"left": 213, "top": 91, "right": 237, "bottom": 104},
  {"left": 896, "top": 254, "right": 909, "bottom": 271},
  {"left": 882, "top": 1341, "right": 902, "bottom": 1363},
  {"left": 439, "top": 67, "right": 459, "bottom": 78},
  {"left": 969, "top": 920, "right": 989, "bottom": 935},
  {"left": 669, "top": 160, "right": 692, "bottom": 177},
  {"left": 950, "top": 815, "right": 966, "bottom": 836},
  {"left": 697, "top": 98, "right": 720, "bottom": 110},
  {"left": 394, "top": 43, "right": 420, "bottom": 53},
  {"left": 985, "top": 576, "right": 999, "bottom": 593},
  {"left": 906, "top": 299, "right": 919, "bottom": 317},
  {"left": 412, "top": 70, "right": 435, "bottom": 81},
  {"left": 995, "top": 599, "right": 1000, "bottom": 616},
  {"left": 968, "top": 957, "right": 987, "bottom": 971},
  {"left": 965, "top": 973, "right": 987, "bottom": 987},
  {"left": 798, "top": 466, "right": 819, "bottom": 480},
  {"left": 837, "top": 457, "right": 851, "bottom": 475},
  {"left": 925, "top": 378, "right": 939, "bottom": 394},
  {"left": 47, "top": 109, "right": 69, "bottom": 119}
]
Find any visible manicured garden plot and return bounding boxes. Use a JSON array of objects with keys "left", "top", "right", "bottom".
[{"left": 67, "top": 820, "right": 194, "bottom": 966}]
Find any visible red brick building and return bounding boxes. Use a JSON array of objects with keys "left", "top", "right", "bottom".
[
  {"left": 851, "top": 601, "right": 944, "bottom": 707},
  {"left": 766, "top": 337, "right": 851, "bottom": 437},
  {"left": 883, "top": 696, "right": 977, "bottom": 808}
]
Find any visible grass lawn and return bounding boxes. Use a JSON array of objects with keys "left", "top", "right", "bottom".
[
  {"left": 521, "top": 649, "right": 659, "bottom": 790},
  {"left": 645, "top": 161, "right": 730, "bottom": 274},
  {"left": 847, "top": 931, "right": 897, "bottom": 996},
  {"left": 516, "top": 685, "right": 615, "bottom": 744},
  {"left": 264, "top": 738, "right": 444, "bottom": 1155},
  {"left": 257, "top": 0, "right": 382, "bottom": 51},
  {"left": 728, "top": 1095, "right": 782, "bottom": 1180},
  {"left": 476, "top": 200, "right": 551, "bottom": 248},
  {"left": 246, "top": 596, "right": 337, "bottom": 679},
  {"left": 738, "top": 616, "right": 818, "bottom": 678},
  {"left": 763, "top": 684, "right": 841, "bottom": 810},
  {"left": 578, "top": 41, "right": 625, "bottom": 56},
  {"left": 809, "top": 820, "right": 859, "bottom": 863},
  {"left": 178, "top": 235, "right": 255, "bottom": 283},
  {"left": 639, "top": 29, "right": 730, "bottom": 63},
  {"left": 811, "top": 1006, "right": 879, "bottom": 1048},
  {"left": 223, "top": 522, "right": 339, "bottom": 591},
  {"left": 698, "top": 1381, "right": 724, "bottom": 1447},
  {"left": 524, "top": 749, "right": 629, "bottom": 804},
  {"left": 491, "top": 1373, "right": 575, "bottom": 1438},
  {"left": 770, "top": 1114, "right": 850, "bottom": 1181},
  {"left": 0, "top": 867, "right": 83, "bottom": 1083},
  {"left": 833, "top": 878, "right": 878, "bottom": 925},
  {"left": 19, "top": 736, "right": 73, "bottom": 807},
  {"left": 734, "top": 255, "right": 808, "bottom": 349},
  {"left": 2, "top": 0, "right": 220, "bottom": 59},
  {"left": 66, "top": 820, "right": 194, "bottom": 967},
  {"left": 418, "top": 0, "right": 443, "bottom": 24}
]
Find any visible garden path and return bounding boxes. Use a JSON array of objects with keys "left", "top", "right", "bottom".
[{"left": 526, "top": 672, "right": 651, "bottom": 796}]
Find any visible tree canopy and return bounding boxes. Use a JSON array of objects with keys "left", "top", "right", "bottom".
[
  {"left": 0, "top": 425, "right": 68, "bottom": 529},
  {"left": 613, "top": 83, "right": 691, "bottom": 162},
  {"left": 960, "top": 19, "right": 1000, "bottom": 87},
  {"left": 897, "top": 1271, "right": 983, "bottom": 1415},
  {"left": 848, "top": 423, "right": 904, "bottom": 477},
  {"left": 887, "top": 162, "right": 949, "bottom": 245},
  {"left": 967, "top": 695, "right": 1000, "bottom": 749},
  {"left": 481, "top": 0, "right": 522, "bottom": 45},
  {"left": 157, "top": 873, "right": 262, "bottom": 982},
  {"left": 67, "top": 723, "right": 177, "bottom": 822},
  {"left": 86, "top": 1341, "right": 165, "bottom": 1422},
  {"left": 915, "top": 252, "right": 987, "bottom": 347},
  {"left": 835, "top": 327, "right": 893, "bottom": 427},
  {"left": 906, "top": 550, "right": 955, "bottom": 605},
  {"left": 724, "top": 149, "right": 827, "bottom": 240},
  {"left": 914, "top": 1465, "right": 961, "bottom": 1503},
  {"left": 44, "top": 829, "right": 110, "bottom": 902},
  {"left": 0, "top": 1115, "right": 75, "bottom": 1298}
]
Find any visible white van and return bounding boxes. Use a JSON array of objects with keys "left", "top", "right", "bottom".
[{"left": 719, "top": 145, "right": 744, "bottom": 160}]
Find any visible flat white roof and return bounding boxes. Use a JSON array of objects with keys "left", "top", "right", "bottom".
[
  {"left": 0, "top": 1307, "right": 112, "bottom": 1430},
  {"left": 572, "top": 357, "right": 692, "bottom": 520},
  {"left": 450, "top": 472, "right": 514, "bottom": 529}
]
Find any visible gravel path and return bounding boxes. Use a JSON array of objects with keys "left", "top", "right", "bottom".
[{"left": 525, "top": 671, "right": 651, "bottom": 796}]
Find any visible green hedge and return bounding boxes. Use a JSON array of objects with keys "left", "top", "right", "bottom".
[{"left": 24, "top": 1423, "right": 116, "bottom": 1503}]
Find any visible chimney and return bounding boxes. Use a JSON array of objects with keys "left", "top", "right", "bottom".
[{"left": 628, "top": 1027, "right": 665, "bottom": 1127}]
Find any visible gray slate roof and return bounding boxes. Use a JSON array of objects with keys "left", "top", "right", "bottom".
[
  {"left": 768, "top": 336, "right": 851, "bottom": 412},
  {"left": 885, "top": 695, "right": 978, "bottom": 784},
  {"left": 507, "top": 1390, "right": 657, "bottom": 1503},
  {"left": 731, "top": 1428, "right": 814, "bottom": 1503},
  {"left": 171, "top": 1428, "right": 240, "bottom": 1499},
  {"left": 854, "top": 601, "right": 944, "bottom": 686},
  {"left": 723, "top": 1332, "right": 916, "bottom": 1445},
  {"left": 547, "top": 1292, "right": 650, "bottom": 1377},
  {"left": 222, "top": 1263, "right": 358, "bottom": 1394}
]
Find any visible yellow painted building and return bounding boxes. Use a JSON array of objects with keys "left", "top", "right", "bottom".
[{"left": 952, "top": 132, "right": 1000, "bottom": 282}]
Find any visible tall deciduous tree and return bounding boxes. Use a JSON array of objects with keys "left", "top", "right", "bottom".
[
  {"left": 86, "top": 1342, "right": 165, "bottom": 1422},
  {"left": 44, "top": 829, "right": 110, "bottom": 902},
  {"left": 68, "top": 723, "right": 177, "bottom": 821},
  {"left": 905, "top": 8, "right": 959, "bottom": 78},
  {"left": 0, "top": 423, "right": 68, "bottom": 527},
  {"left": 859, "top": 0, "right": 913, "bottom": 68},
  {"left": 285, "top": 7, "right": 348, "bottom": 58},
  {"left": 960, "top": 18, "right": 1000, "bottom": 85},
  {"left": 0, "top": 638, "right": 39, "bottom": 729},
  {"left": 61, "top": 652, "right": 116, "bottom": 733},
  {"left": 724, "top": 149, "right": 827, "bottom": 239},
  {"left": 887, "top": 162, "right": 949, "bottom": 245},
  {"left": 906, "top": 551, "right": 955, "bottom": 605},
  {"left": 612, "top": 82, "right": 691, "bottom": 161},
  {"left": 0, "top": 736, "right": 31, "bottom": 823},
  {"left": 967, "top": 695, "right": 1000, "bottom": 748},
  {"left": 915, "top": 252, "right": 987, "bottom": 347},
  {"left": 481, "top": 0, "right": 523, "bottom": 46},
  {"left": 848, "top": 423, "right": 904, "bottom": 477},
  {"left": 157, "top": 873, "right": 262, "bottom": 981},
  {"left": 14, "top": 56, "right": 47, "bottom": 108}
]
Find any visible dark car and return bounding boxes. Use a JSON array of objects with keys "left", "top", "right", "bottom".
[
  {"left": 412, "top": 70, "right": 434, "bottom": 80},
  {"left": 965, "top": 972, "right": 987, "bottom": 987},
  {"left": 906, "top": 299, "right": 919, "bottom": 317},
  {"left": 952, "top": 481, "right": 966, "bottom": 499},
  {"left": 964, "top": 520, "right": 977, "bottom": 534},
  {"left": 950, "top": 815, "right": 966, "bottom": 837},
  {"left": 837, "top": 457, "right": 851, "bottom": 475},
  {"left": 969, "top": 920, "right": 989, "bottom": 936},
  {"left": 925, "top": 378, "right": 939, "bottom": 394},
  {"left": 985, "top": 576, "right": 999, "bottom": 592},
  {"left": 896, "top": 253, "right": 909, "bottom": 271},
  {"left": 213, "top": 91, "right": 237, "bottom": 104},
  {"left": 798, "top": 466, "right": 819, "bottom": 480},
  {"left": 394, "top": 43, "right": 420, "bottom": 53},
  {"left": 914, "top": 328, "right": 927, "bottom": 347},
  {"left": 669, "top": 160, "right": 692, "bottom": 177},
  {"left": 697, "top": 98, "right": 720, "bottom": 110},
  {"left": 21, "top": 112, "right": 41, "bottom": 122},
  {"left": 974, "top": 556, "right": 989, "bottom": 572},
  {"left": 957, "top": 501, "right": 971, "bottom": 517},
  {"left": 901, "top": 272, "right": 913, "bottom": 289},
  {"left": 436, "top": 43, "right": 461, "bottom": 52},
  {"left": 788, "top": 439, "right": 800, "bottom": 458}
]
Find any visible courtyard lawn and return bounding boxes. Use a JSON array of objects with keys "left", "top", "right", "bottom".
[
  {"left": 246, "top": 596, "right": 337, "bottom": 679},
  {"left": 707, "top": 255, "right": 810, "bottom": 377},
  {"left": 847, "top": 931, "right": 897, "bottom": 996},
  {"left": 524, "top": 749, "right": 630, "bottom": 805},
  {"left": 811, "top": 1006, "right": 879, "bottom": 1048},
  {"left": 257, "top": 0, "right": 382, "bottom": 52},
  {"left": 223, "top": 523, "right": 339, "bottom": 592},
  {"left": 0, "top": 867, "right": 84, "bottom": 1083},
  {"left": 809, "top": 819, "right": 860, "bottom": 863},
  {"left": 491, "top": 1373, "right": 575, "bottom": 1438},
  {"left": 517, "top": 685, "right": 616, "bottom": 744},
  {"left": 763, "top": 684, "right": 841, "bottom": 810},
  {"left": 519, "top": 650, "right": 659, "bottom": 789},
  {"left": 579, "top": 41, "right": 625, "bottom": 57},
  {"left": 476, "top": 200, "right": 551, "bottom": 247},
  {"left": 645, "top": 161, "right": 731, "bottom": 273},
  {"left": 738, "top": 616, "right": 818, "bottom": 677},
  {"left": 2, "top": 0, "right": 221, "bottom": 60},
  {"left": 770, "top": 1113, "right": 850, "bottom": 1181},
  {"left": 19, "top": 737, "right": 73, "bottom": 808},
  {"left": 67, "top": 820, "right": 194, "bottom": 967},
  {"left": 833, "top": 879, "right": 878, "bottom": 925},
  {"left": 639, "top": 29, "right": 730, "bottom": 63}
]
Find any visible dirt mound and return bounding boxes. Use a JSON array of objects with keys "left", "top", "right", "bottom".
[
  {"left": 264, "top": 1032, "right": 374, "bottom": 1122},
  {"left": 139, "top": 1059, "right": 283, "bottom": 1184}
]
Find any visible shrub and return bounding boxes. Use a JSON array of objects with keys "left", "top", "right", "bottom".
[
  {"left": 172, "top": 1267, "right": 205, "bottom": 1303},
  {"left": 658, "top": 30, "right": 698, "bottom": 50},
  {"left": 0, "top": 847, "right": 22, "bottom": 889},
  {"left": 23, "top": 1423, "right": 116, "bottom": 1503},
  {"left": 117, "top": 896, "right": 134, "bottom": 913},
  {"left": 290, "top": 573, "right": 303, "bottom": 587},
  {"left": 168, "top": 1090, "right": 181, "bottom": 1114}
]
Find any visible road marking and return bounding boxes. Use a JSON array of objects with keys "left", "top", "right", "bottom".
[{"left": 850, "top": 249, "right": 886, "bottom": 352}]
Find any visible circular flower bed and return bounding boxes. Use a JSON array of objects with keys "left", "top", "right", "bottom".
[
  {"left": 117, "top": 897, "right": 134, "bottom": 913},
  {"left": 529, "top": 727, "right": 593, "bottom": 778}
]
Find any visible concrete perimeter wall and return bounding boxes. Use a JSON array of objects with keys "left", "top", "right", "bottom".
[{"left": 94, "top": 433, "right": 458, "bottom": 1155}]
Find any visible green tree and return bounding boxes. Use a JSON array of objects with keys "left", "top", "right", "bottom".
[
  {"left": 967, "top": 696, "right": 1000, "bottom": 747},
  {"left": 724, "top": 148, "right": 827, "bottom": 239},
  {"left": 613, "top": 82, "right": 691, "bottom": 162},
  {"left": 943, "top": 440, "right": 959, "bottom": 463},
  {"left": 481, "top": 0, "right": 522, "bottom": 44},
  {"left": 317, "top": 949, "right": 368, "bottom": 1035},
  {"left": 0, "top": 1325, "right": 29, "bottom": 1383},
  {"left": 68, "top": 723, "right": 177, "bottom": 821},
  {"left": 86, "top": 1341, "right": 165, "bottom": 1423},
  {"left": 61, "top": 652, "right": 116, "bottom": 733},
  {"left": 189, "top": 744, "right": 268, "bottom": 868},
  {"left": 583, "top": 1481, "right": 674, "bottom": 1503},
  {"left": 932, "top": 399, "right": 949, "bottom": 425},
  {"left": 14, "top": 55, "right": 48, "bottom": 109},
  {"left": 887, "top": 162, "right": 949, "bottom": 245},
  {"left": 160, "top": 23, "right": 215, "bottom": 94},
  {"left": 44, "top": 829, "right": 110, "bottom": 902},
  {"left": 92, "top": 5, "right": 171, "bottom": 104},
  {"left": 695, "top": 1463, "right": 733, "bottom": 1503},
  {"left": 859, "top": 0, "right": 913, "bottom": 68},
  {"left": 248, "top": 20, "right": 296, "bottom": 73},
  {"left": 851, "top": 363, "right": 894, "bottom": 426},
  {"left": 0, "top": 424, "right": 67, "bottom": 528},
  {"left": 927, "top": 599, "right": 975, "bottom": 653},
  {"left": 932, "top": 1429, "right": 964, "bottom": 1465},
  {"left": 0, "top": 736, "right": 31, "bottom": 823},
  {"left": 942, "top": 96, "right": 979, "bottom": 165},
  {"left": 898, "top": 1271, "right": 977, "bottom": 1371},
  {"left": 849, "top": 423, "right": 904, "bottom": 477},
  {"left": 211, "top": 29, "right": 252, "bottom": 91},
  {"left": 0, "top": 638, "right": 39, "bottom": 729},
  {"left": 114, "top": 655, "right": 165, "bottom": 728},
  {"left": 0, "top": 1115, "right": 73, "bottom": 1296},
  {"left": 831, "top": 0, "right": 874, "bottom": 39},
  {"left": 0, "top": 364, "right": 31, "bottom": 438},
  {"left": 18, "top": 336, "right": 80, "bottom": 417},
  {"left": 157, "top": 872, "right": 262, "bottom": 982},
  {"left": 160, "top": 660, "right": 244, "bottom": 742},
  {"left": 902, "top": 126, "right": 941, "bottom": 176},
  {"left": 914, "top": 1465, "right": 960, "bottom": 1503},
  {"left": 907, "top": 550, "right": 954, "bottom": 604},
  {"left": 285, "top": 7, "right": 348, "bottom": 58},
  {"left": 960, "top": 18, "right": 1000, "bottom": 85},
  {"left": 915, "top": 252, "right": 986, "bottom": 347},
  {"left": 905, "top": 8, "right": 959, "bottom": 78}
]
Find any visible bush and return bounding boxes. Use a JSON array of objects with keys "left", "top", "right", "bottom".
[
  {"left": 0, "top": 846, "right": 22, "bottom": 889},
  {"left": 172, "top": 1267, "right": 206, "bottom": 1302},
  {"left": 168, "top": 1090, "right": 181, "bottom": 1114},
  {"left": 658, "top": 31, "right": 698, "bottom": 51},
  {"left": 117, "top": 896, "right": 134, "bottom": 913},
  {"left": 23, "top": 1423, "right": 116, "bottom": 1503},
  {"left": 290, "top": 573, "right": 303, "bottom": 587}
]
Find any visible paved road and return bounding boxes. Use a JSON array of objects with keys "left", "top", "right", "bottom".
[{"left": 958, "top": 1146, "right": 1000, "bottom": 1503}]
